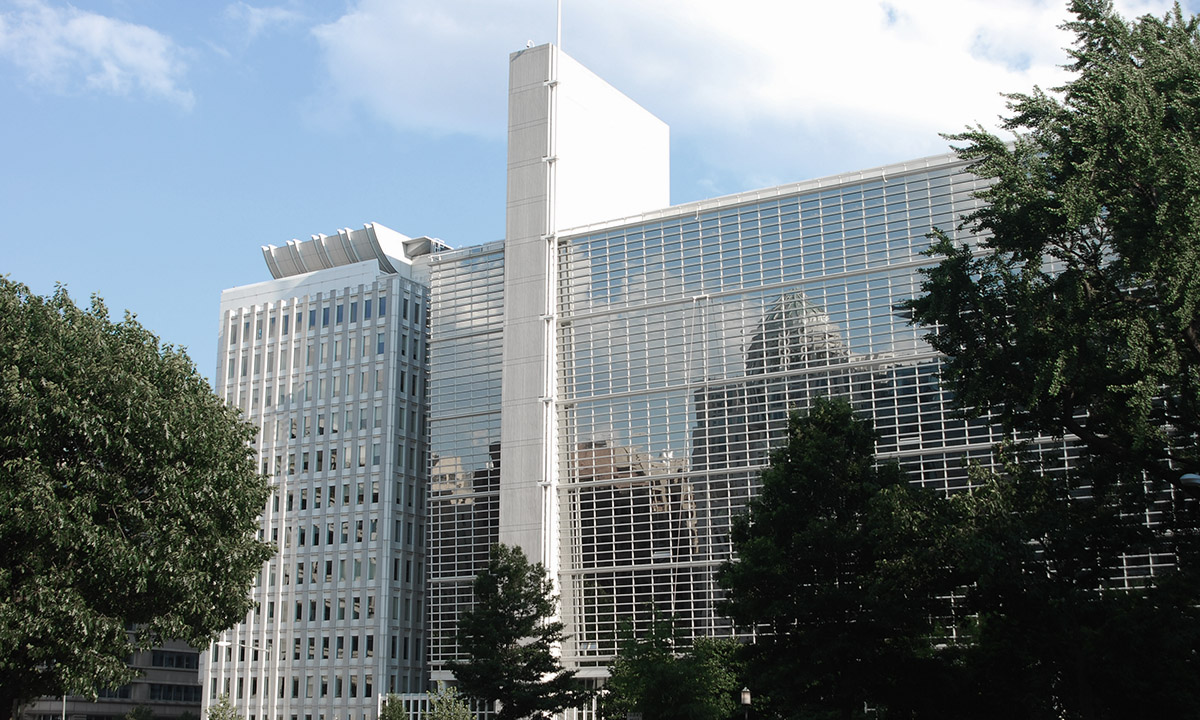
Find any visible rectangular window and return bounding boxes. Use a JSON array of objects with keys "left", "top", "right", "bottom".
[
  {"left": 309, "top": 309, "right": 317, "bottom": 328},
  {"left": 364, "top": 299, "right": 372, "bottom": 319},
  {"left": 380, "top": 296, "right": 388, "bottom": 316},
  {"left": 336, "top": 304, "right": 344, "bottom": 324},
  {"left": 322, "top": 307, "right": 330, "bottom": 327},
  {"left": 350, "top": 301, "right": 358, "bottom": 322},
  {"left": 282, "top": 314, "right": 290, "bottom": 335},
  {"left": 377, "top": 333, "right": 385, "bottom": 354}
]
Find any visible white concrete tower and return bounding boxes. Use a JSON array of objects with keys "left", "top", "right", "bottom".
[{"left": 497, "top": 44, "right": 669, "bottom": 571}]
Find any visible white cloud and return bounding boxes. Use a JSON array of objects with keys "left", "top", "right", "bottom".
[
  {"left": 311, "top": 0, "right": 549, "bottom": 137},
  {"left": 224, "top": 2, "right": 304, "bottom": 42},
  {"left": 310, "top": 0, "right": 1189, "bottom": 186},
  {"left": 0, "top": 0, "right": 193, "bottom": 108}
]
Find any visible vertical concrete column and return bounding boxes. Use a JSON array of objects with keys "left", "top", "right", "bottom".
[{"left": 498, "top": 45, "right": 558, "bottom": 566}]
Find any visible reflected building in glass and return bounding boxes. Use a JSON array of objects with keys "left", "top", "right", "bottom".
[{"left": 426, "top": 43, "right": 1040, "bottom": 686}]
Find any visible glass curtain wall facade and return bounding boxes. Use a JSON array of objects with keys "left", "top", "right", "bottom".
[
  {"left": 209, "top": 249, "right": 431, "bottom": 716},
  {"left": 427, "top": 241, "right": 506, "bottom": 675},
  {"left": 551, "top": 154, "right": 1062, "bottom": 669}
]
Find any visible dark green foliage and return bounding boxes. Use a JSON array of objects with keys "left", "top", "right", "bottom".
[
  {"left": 945, "top": 453, "right": 1200, "bottom": 719},
  {"left": 124, "top": 706, "right": 153, "bottom": 720},
  {"left": 905, "top": 0, "right": 1200, "bottom": 488},
  {"left": 0, "top": 279, "right": 273, "bottom": 718},
  {"left": 448, "top": 544, "right": 592, "bottom": 720},
  {"left": 600, "top": 614, "right": 742, "bottom": 720},
  {"left": 718, "top": 398, "right": 962, "bottom": 720},
  {"left": 902, "top": 1, "right": 1200, "bottom": 716}
]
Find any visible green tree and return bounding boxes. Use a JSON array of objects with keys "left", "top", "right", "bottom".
[
  {"left": 427, "top": 685, "right": 474, "bottom": 720},
  {"left": 600, "top": 614, "right": 742, "bottom": 720},
  {"left": 206, "top": 695, "right": 238, "bottom": 720},
  {"left": 447, "top": 543, "right": 592, "bottom": 720},
  {"left": 380, "top": 693, "right": 410, "bottom": 720},
  {"left": 947, "top": 452, "right": 1200, "bottom": 719},
  {"left": 0, "top": 280, "right": 273, "bottom": 718},
  {"left": 905, "top": 0, "right": 1200, "bottom": 497},
  {"left": 903, "top": 1, "right": 1200, "bottom": 716},
  {"left": 718, "top": 397, "right": 963, "bottom": 720},
  {"left": 124, "top": 706, "right": 153, "bottom": 720}
]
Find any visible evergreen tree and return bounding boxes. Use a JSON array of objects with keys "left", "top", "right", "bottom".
[{"left": 447, "top": 544, "right": 592, "bottom": 720}]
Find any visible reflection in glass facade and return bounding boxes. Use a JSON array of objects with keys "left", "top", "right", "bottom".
[
  {"left": 424, "top": 153, "right": 1081, "bottom": 677},
  {"left": 555, "top": 155, "right": 1028, "bottom": 668},
  {"left": 428, "top": 241, "right": 505, "bottom": 671}
]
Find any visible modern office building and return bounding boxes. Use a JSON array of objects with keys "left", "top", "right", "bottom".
[
  {"left": 19, "top": 640, "right": 202, "bottom": 720},
  {"left": 425, "top": 43, "right": 1055, "bottom": 684},
  {"left": 205, "top": 225, "right": 443, "bottom": 717},
  {"left": 212, "top": 41, "right": 1088, "bottom": 717}
]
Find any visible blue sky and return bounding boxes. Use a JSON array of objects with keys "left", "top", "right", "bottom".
[{"left": 3, "top": 0, "right": 1192, "bottom": 382}]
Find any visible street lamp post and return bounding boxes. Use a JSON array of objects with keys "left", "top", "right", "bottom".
[{"left": 741, "top": 687, "right": 751, "bottom": 720}]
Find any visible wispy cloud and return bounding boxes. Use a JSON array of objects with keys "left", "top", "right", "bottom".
[
  {"left": 224, "top": 2, "right": 304, "bottom": 43},
  {"left": 0, "top": 0, "right": 193, "bottom": 108},
  {"left": 311, "top": 0, "right": 540, "bottom": 137}
]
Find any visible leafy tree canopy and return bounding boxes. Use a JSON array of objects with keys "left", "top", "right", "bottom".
[
  {"left": 447, "top": 543, "right": 592, "bottom": 720},
  {"left": 718, "top": 397, "right": 963, "bottom": 719},
  {"left": 380, "top": 693, "right": 410, "bottom": 720},
  {"left": 600, "top": 613, "right": 742, "bottom": 720},
  {"left": 0, "top": 280, "right": 273, "bottom": 717},
  {"left": 206, "top": 695, "right": 239, "bottom": 720},
  {"left": 903, "top": 1, "right": 1200, "bottom": 716},
  {"left": 427, "top": 685, "right": 474, "bottom": 720},
  {"left": 905, "top": 0, "right": 1200, "bottom": 489}
]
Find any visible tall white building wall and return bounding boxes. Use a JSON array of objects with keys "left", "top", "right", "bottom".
[
  {"left": 205, "top": 230, "right": 432, "bottom": 716},
  {"left": 497, "top": 44, "right": 669, "bottom": 569}
]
